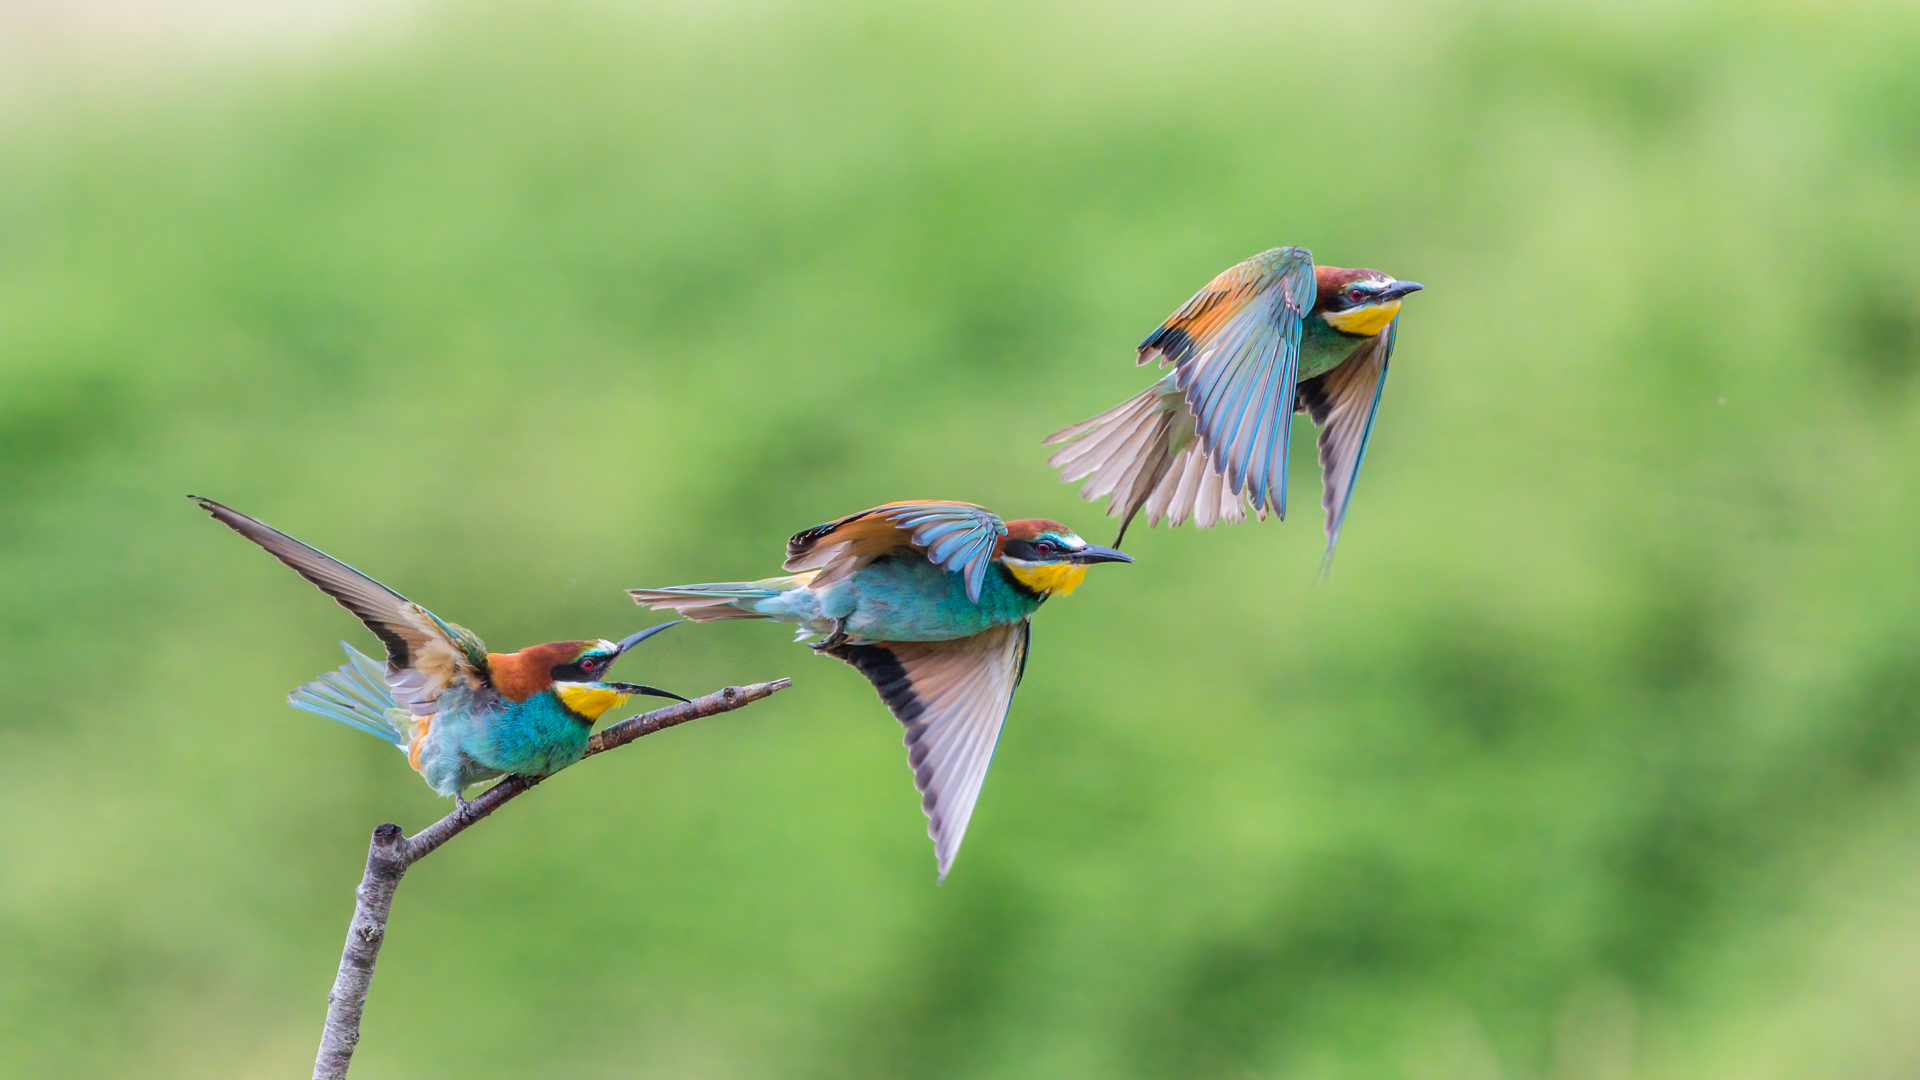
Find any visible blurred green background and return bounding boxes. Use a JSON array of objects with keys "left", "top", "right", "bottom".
[{"left": 4, "top": 1, "right": 1919, "bottom": 1076}]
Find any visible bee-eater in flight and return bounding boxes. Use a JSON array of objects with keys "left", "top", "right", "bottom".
[
  {"left": 193, "top": 497, "right": 686, "bottom": 802},
  {"left": 628, "top": 501, "right": 1133, "bottom": 880},
  {"left": 1044, "top": 246, "right": 1423, "bottom": 567}
]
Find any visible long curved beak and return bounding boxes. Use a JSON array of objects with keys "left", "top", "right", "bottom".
[
  {"left": 606, "top": 682, "right": 692, "bottom": 703},
  {"left": 1382, "top": 280, "right": 1425, "bottom": 300},
  {"left": 606, "top": 621, "right": 689, "bottom": 702},
  {"left": 1073, "top": 544, "right": 1135, "bottom": 565},
  {"left": 612, "top": 620, "right": 680, "bottom": 655}
]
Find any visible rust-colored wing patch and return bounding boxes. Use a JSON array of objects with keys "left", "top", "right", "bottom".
[{"left": 784, "top": 501, "right": 1008, "bottom": 602}]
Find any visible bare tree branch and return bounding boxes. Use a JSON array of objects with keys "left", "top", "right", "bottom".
[{"left": 312, "top": 677, "right": 792, "bottom": 1080}]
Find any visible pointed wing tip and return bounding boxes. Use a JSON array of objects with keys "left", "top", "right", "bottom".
[
  {"left": 1316, "top": 525, "right": 1345, "bottom": 579},
  {"left": 188, "top": 494, "right": 237, "bottom": 523},
  {"left": 840, "top": 628, "right": 1024, "bottom": 890},
  {"left": 188, "top": 496, "right": 258, "bottom": 533},
  {"left": 932, "top": 833, "right": 959, "bottom": 883}
]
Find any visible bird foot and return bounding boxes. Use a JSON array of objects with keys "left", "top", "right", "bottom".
[
  {"left": 454, "top": 792, "right": 473, "bottom": 816},
  {"left": 809, "top": 619, "right": 849, "bottom": 652}
]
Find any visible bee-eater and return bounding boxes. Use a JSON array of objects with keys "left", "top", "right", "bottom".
[
  {"left": 193, "top": 497, "right": 687, "bottom": 802},
  {"left": 1044, "top": 246, "right": 1423, "bottom": 566},
  {"left": 628, "top": 501, "right": 1133, "bottom": 879}
]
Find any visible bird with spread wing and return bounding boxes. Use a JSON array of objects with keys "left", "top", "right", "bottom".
[
  {"left": 1044, "top": 246, "right": 1423, "bottom": 567},
  {"left": 194, "top": 497, "right": 686, "bottom": 802},
  {"left": 629, "top": 501, "right": 1132, "bottom": 880}
]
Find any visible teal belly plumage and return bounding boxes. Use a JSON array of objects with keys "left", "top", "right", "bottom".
[
  {"left": 841, "top": 554, "right": 1042, "bottom": 642},
  {"left": 409, "top": 684, "right": 591, "bottom": 797},
  {"left": 472, "top": 692, "right": 594, "bottom": 776},
  {"left": 705, "top": 548, "right": 1048, "bottom": 643}
]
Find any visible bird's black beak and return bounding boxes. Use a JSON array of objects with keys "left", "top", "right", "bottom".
[
  {"left": 1382, "top": 280, "right": 1425, "bottom": 300},
  {"left": 612, "top": 621, "right": 680, "bottom": 655},
  {"left": 606, "top": 621, "right": 690, "bottom": 701},
  {"left": 1072, "top": 544, "right": 1135, "bottom": 565},
  {"left": 607, "top": 682, "right": 693, "bottom": 703}
]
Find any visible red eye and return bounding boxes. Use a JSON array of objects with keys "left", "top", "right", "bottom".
[
  {"left": 1034, "top": 540, "right": 1057, "bottom": 555},
  {"left": 1347, "top": 287, "right": 1366, "bottom": 302},
  {"left": 581, "top": 658, "right": 597, "bottom": 673}
]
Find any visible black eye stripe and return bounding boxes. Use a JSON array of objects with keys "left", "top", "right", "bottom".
[
  {"left": 1007, "top": 537, "right": 1077, "bottom": 560},
  {"left": 1341, "top": 284, "right": 1391, "bottom": 309},
  {"left": 554, "top": 657, "right": 604, "bottom": 681}
]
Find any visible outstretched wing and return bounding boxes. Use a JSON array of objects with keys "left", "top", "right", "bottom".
[
  {"left": 1158, "top": 246, "right": 1318, "bottom": 520},
  {"left": 1043, "top": 375, "right": 1254, "bottom": 543},
  {"left": 1294, "top": 317, "right": 1395, "bottom": 570},
  {"left": 192, "top": 497, "right": 490, "bottom": 714},
  {"left": 1046, "top": 246, "right": 1317, "bottom": 534},
  {"left": 784, "top": 501, "right": 1008, "bottom": 603},
  {"left": 827, "top": 622, "right": 1031, "bottom": 882}
]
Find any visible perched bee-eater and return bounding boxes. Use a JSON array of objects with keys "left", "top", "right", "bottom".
[
  {"left": 1044, "top": 246, "right": 1423, "bottom": 566},
  {"left": 193, "top": 497, "right": 686, "bottom": 802},
  {"left": 628, "top": 501, "right": 1132, "bottom": 879}
]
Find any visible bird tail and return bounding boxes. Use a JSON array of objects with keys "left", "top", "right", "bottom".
[
  {"left": 1045, "top": 377, "right": 1252, "bottom": 542},
  {"left": 627, "top": 574, "right": 810, "bottom": 622},
  {"left": 288, "top": 642, "right": 410, "bottom": 747}
]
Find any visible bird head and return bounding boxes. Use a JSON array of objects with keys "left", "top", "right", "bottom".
[
  {"left": 1315, "top": 266, "right": 1424, "bottom": 338},
  {"left": 489, "top": 621, "right": 688, "bottom": 720},
  {"left": 995, "top": 519, "right": 1134, "bottom": 597}
]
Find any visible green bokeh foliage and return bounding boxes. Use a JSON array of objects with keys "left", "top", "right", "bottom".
[{"left": 3, "top": 2, "right": 1919, "bottom": 1076}]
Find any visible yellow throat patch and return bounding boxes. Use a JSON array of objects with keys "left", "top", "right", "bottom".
[
  {"left": 1322, "top": 299, "right": 1402, "bottom": 338},
  {"left": 556, "top": 682, "right": 630, "bottom": 722},
  {"left": 1004, "top": 559, "right": 1088, "bottom": 597}
]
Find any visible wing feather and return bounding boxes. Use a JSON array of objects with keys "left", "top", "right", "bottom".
[
  {"left": 192, "top": 497, "right": 489, "bottom": 713},
  {"left": 1046, "top": 246, "right": 1315, "bottom": 533},
  {"left": 1045, "top": 380, "right": 1201, "bottom": 543},
  {"left": 1294, "top": 319, "right": 1396, "bottom": 570},
  {"left": 1177, "top": 255, "right": 1313, "bottom": 517},
  {"left": 784, "top": 501, "right": 1008, "bottom": 603},
  {"left": 827, "top": 622, "right": 1030, "bottom": 881}
]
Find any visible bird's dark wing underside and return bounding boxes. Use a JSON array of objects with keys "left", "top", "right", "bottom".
[
  {"left": 826, "top": 621, "right": 1031, "bottom": 881},
  {"left": 1293, "top": 318, "right": 1396, "bottom": 569}
]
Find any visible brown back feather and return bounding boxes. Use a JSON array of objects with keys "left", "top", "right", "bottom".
[{"left": 784, "top": 504, "right": 918, "bottom": 570}]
